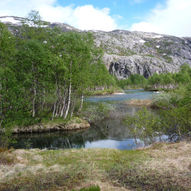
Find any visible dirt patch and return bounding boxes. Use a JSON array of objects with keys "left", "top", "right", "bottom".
[{"left": 127, "top": 99, "right": 152, "bottom": 106}]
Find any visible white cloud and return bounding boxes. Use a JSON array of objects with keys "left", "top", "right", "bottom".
[
  {"left": 0, "top": 0, "right": 117, "bottom": 31},
  {"left": 130, "top": 0, "right": 191, "bottom": 36}
]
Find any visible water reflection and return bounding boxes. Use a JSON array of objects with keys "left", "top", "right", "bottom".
[
  {"left": 85, "top": 139, "right": 144, "bottom": 150},
  {"left": 11, "top": 125, "right": 146, "bottom": 150},
  {"left": 11, "top": 118, "right": 167, "bottom": 150},
  {"left": 11, "top": 89, "right": 165, "bottom": 150}
]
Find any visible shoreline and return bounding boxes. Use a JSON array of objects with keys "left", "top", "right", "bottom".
[{"left": 2, "top": 117, "right": 90, "bottom": 135}]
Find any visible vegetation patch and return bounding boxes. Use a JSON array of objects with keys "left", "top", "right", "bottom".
[
  {"left": 108, "top": 167, "right": 188, "bottom": 191},
  {"left": 0, "top": 151, "right": 16, "bottom": 165},
  {"left": 9, "top": 117, "right": 90, "bottom": 134},
  {"left": 72, "top": 185, "right": 100, "bottom": 191},
  {"left": 0, "top": 11, "right": 117, "bottom": 139},
  {"left": 0, "top": 148, "right": 146, "bottom": 191},
  {"left": 1, "top": 141, "right": 191, "bottom": 190},
  {"left": 108, "top": 141, "right": 191, "bottom": 191},
  {"left": 85, "top": 87, "right": 123, "bottom": 96},
  {"left": 0, "top": 171, "right": 86, "bottom": 191},
  {"left": 127, "top": 99, "right": 152, "bottom": 106}
]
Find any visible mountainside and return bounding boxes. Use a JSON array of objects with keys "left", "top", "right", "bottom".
[
  {"left": 1, "top": 16, "right": 191, "bottom": 79},
  {"left": 93, "top": 30, "right": 191, "bottom": 79}
]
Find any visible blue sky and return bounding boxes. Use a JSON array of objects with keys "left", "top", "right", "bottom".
[
  {"left": 58, "top": 0, "right": 165, "bottom": 28},
  {"left": 0, "top": 0, "right": 191, "bottom": 36}
]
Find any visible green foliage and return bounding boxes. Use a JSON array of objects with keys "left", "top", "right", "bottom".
[
  {"left": 27, "top": 10, "right": 42, "bottom": 25},
  {"left": 73, "top": 185, "right": 100, "bottom": 191},
  {"left": 0, "top": 12, "right": 115, "bottom": 144},
  {"left": 159, "top": 106, "right": 191, "bottom": 138},
  {"left": 117, "top": 74, "right": 147, "bottom": 89},
  {"left": 0, "top": 23, "right": 22, "bottom": 136},
  {"left": 145, "top": 64, "right": 191, "bottom": 90},
  {"left": 147, "top": 72, "right": 175, "bottom": 87},
  {"left": 163, "top": 55, "right": 173, "bottom": 63},
  {"left": 81, "top": 102, "right": 114, "bottom": 123},
  {"left": 124, "top": 108, "right": 161, "bottom": 142},
  {"left": 172, "top": 63, "right": 191, "bottom": 84},
  {"left": 126, "top": 83, "right": 191, "bottom": 139},
  {"left": 144, "top": 41, "right": 152, "bottom": 47},
  {"left": 118, "top": 64, "right": 191, "bottom": 90}
]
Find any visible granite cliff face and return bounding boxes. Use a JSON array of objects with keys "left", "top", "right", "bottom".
[
  {"left": 1, "top": 16, "right": 191, "bottom": 79},
  {"left": 92, "top": 30, "right": 191, "bottom": 79}
]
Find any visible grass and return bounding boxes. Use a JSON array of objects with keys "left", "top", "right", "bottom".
[
  {"left": 72, "top": 185, "right": 100, "bottom": 191},
  {"left": 0, "top": 141, "right": 191, "bottom": 190},
  {"left": 0, "top": 171, "right": 86, "bottom": 191},
  {"left": 41, "top": 117, "right": 67, "bottom": 125},
  {"left": 126, "top": 99, "right": 152, "bottom": 106},
  {"left": 0, "top": 150, "right": 16, "bottom": 165},
  {"left": 85, "top": 87, "right": 124, "bottom": 96}
]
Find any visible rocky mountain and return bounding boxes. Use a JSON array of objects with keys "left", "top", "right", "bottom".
[
  {"left": 0, "top": 16, "right": 79, "bottom": 33},
  {"left": 1, "top": 16, "right": 191, "bottom": 79},
  {"left": 93, "top": 30, "right": 191, "bottom": 79}
]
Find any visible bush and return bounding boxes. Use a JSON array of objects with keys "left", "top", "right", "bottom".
[
  {"left": 117, "top": 74, "right": 147, "bottom": 89},
  {"left": 124, "top": 108, "right": 161, "bottom": 142}
]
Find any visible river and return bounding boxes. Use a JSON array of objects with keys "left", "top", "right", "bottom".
[{"left": 11, "top": 89, "right": 167, "bottom": 150}]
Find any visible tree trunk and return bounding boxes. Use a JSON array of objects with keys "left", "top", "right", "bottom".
[
  {"left": 78, "top": 94, "right": 84, "bottom": 112},
  {"left": 70, "top": 99, "right": 76, "bottom": 118},
  {"left": 64, "top": 80, "right": 71, "bottom": 119},
  {"left": 0, "top": 93, "right": 3, "bottom": 129},
  {"left": 41, "top": 88, "right": 45, "bottom": 111},
  {"left": 32, "top": 86, "right": 37, "bottom": 117},
  {"left": 52, "top": 102, "right": 56, "bottom": 120},
  {"left": 60, "top": 96, "right": 66, "bottom": 117}
]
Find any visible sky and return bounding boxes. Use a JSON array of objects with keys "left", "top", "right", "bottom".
[{"left": 0, "top": 0, "right": 191, "bottom": 36}]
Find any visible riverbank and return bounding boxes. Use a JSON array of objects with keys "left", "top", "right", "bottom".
[
  {"left": 85, "top": 87, "right": 124, "bottom": 96},
  {"left": 0, "top": 141, "right": 190, "bottom": 191},
  {"left": 8, "top": 117, "right": 90, "bottom": 134}
]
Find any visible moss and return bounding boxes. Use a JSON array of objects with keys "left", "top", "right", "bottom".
[
  {"left": 117, "top": 47, "right": 136, "bottom": 56},
  {"left": 163, "top": 41, "right": 174, "bottom": 47},
  {"left": 157, "top": 47, "right": 172, "bottom": 56},
  {"left": 144, "top": 41, "right": 152, "bottom": 47},
  {"left": 145, "top": 54, "right": 155, "bottom": 58},
  {"left": 163, "top": 55, "right": 173, "bottom": 63}
]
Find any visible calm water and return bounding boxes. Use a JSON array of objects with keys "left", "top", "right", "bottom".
[
  {"left": 86, "top": 89, "right": 154, "bottom": 102},
  {"left": 11, "top": 89, "right": 165, "bottom": 150}
]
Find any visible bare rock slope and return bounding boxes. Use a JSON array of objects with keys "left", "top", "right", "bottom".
[
  {"left": 1, "top": 16, "right": 191, "bottom": 79},
  {"left": 93, "top": 30, "right": 191, "bottom": 79}
]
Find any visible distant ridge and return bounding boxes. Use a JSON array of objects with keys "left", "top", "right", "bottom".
[{"left": 1, "top": 16, "right": 191, "bottom": 79}]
